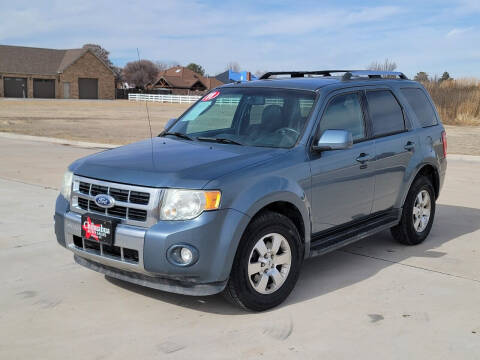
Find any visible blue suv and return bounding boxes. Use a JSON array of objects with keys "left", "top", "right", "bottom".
[{"left": 55, "top": 70, "right": 447, "bottom": 311}]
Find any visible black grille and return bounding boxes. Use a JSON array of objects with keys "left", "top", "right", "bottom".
[
  {"left": 128, "top": 208, "right": 147, "bottom": 221},
  {"left": 123, "top": 248, "right": 139, "bottom": 262},
  {"left": 79, "top": 182, "right": 90, "bottom": 194},
  {"left": 74, "top": 179, "right": 153, "bottom": 223},
  {"left": 78, "top": 197, "right": 89, "bottom": 210},
  {"left": 109, "top": 188, "right": 129, "bottom": 202},
  {"left": 72, "top": 236, "right": 138, "bottom": 264},
  {"left": 84, "top": 238, "right": 100, "bottom": 251},
  {"left": 107, "top": 206, "right": 127, "bottom": 218},
  {"left": 73, "top": 235, "right": 83, "bottom": 248},
  {"left": 130, "top": 191, "right": 150, "bottom": 205},
  {"left": 102, "top": 243, "right": 122, "bottom": 257},
  {"left": 91, "top": 184, "right": 108, "bottom": 196},
  {"left": 88, "top": 200, "right": 106, "bottom": 214}
]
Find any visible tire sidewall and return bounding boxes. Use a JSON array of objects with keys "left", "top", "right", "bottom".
[
  {"left": 231, "top": 213, "right": 303, "bottom": 310},
  {"left": 404, "top": 178, "right": 436, "bottom": 243}
]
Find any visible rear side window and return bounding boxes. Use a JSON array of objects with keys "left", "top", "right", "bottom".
[
  {"left": 366, "top": 90, "right": 405, "bottom": 137},
  {"left": 320, "top": 93, "right": 365, "bottom": 141},
  {"left": 400, "top": 88, "right": 438, "bottom": 127}
]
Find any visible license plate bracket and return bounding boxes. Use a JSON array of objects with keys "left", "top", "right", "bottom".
[{"left": 81, "top": 213, "right": 118, "bottom": 246}]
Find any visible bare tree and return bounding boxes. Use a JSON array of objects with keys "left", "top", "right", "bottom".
[
  {"left": 82, "top": 44, "right": 113, "bottom": 67},
  {"left": 226, "top": 62, "right": 241, "bottom": 72},
  {"left": 122, "top": 60, "right": 159, "bottom": 89},
  {"left": 155, "top": 61, "right": 168, "bottom": 71},
  {"left": 367, "top": 58, "right": 397, "bottom": 72}
]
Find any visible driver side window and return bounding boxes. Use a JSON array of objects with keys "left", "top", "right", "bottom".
[{"left": 320, "top": 93, "right": 365, "bottom": 141}]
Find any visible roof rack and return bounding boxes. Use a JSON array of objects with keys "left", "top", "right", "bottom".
[
  {"left": 259, "top": 70, "right": 408, "bottom": 80},
  {"left": 342, "top": 70, "right": 408, "bottom": 80},
  {"left": 259, "top": 70, "right": 351, "bottom": 79}
]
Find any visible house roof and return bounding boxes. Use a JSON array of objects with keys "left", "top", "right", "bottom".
[
  {"left": 0, "top": 45, "right": 113, "bottom": 75},
  {"left": 154, "top": 66, "right": 224, "bottom": 90}
]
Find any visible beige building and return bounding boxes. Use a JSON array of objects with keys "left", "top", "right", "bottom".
[{"left": 0, "top": 45, "right": 115, "bottom": 99}]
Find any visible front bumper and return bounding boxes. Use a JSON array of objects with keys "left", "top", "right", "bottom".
[{"left": 54, "top": 195, "right": 250, "bottom": 296}]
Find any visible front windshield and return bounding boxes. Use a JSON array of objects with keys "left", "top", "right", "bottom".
[{"left": 168, "top": 87, "right": 316, "bottom": 148}]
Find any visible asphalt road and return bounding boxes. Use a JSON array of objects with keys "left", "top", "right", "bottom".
[{"left": 1, "top": 136, "right": 479, "bottom": 359}]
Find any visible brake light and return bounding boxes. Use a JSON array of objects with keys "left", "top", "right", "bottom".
[{"left": 441, "top": 131, "right": 447, "bottom": 158}]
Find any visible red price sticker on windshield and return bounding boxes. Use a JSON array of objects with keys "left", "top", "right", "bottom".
[{"left": 202, "top": 91, "right": 220, "bottom": 102}]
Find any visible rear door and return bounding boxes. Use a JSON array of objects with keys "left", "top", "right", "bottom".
[
  {"left": 365, "top": 88, "right": 417, "bottom": 212},
  {"left": 309, "top": 90, "right": 376, "bottom": 233}
]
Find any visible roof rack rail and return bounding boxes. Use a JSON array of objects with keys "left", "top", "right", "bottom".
[
  {"left": 259, "top": 70, "right": 352, "bottom": 80},
  {"left": 342, "top": 70, "right": 408, "bottom": 80},
  {"left": 259, "top": 70, "right": 408, "bottom": 80}
]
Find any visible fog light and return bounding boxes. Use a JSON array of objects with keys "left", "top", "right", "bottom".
[
  {"left": 180, "top": 247, "right": 193, "bottom": 263},
  {"left": 167, "top": 244, "right": 199, "bottom": 267}
]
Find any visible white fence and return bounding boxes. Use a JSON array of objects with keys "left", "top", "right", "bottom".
[{"left": 128, "top": 93, "right": 201, "bottom": 104}]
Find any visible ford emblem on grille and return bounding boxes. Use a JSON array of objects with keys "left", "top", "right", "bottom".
[{"left": 94, "top": 194, "right": 115, "bottom": 209}]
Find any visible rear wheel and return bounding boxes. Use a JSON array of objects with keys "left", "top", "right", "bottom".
[
  {"left": 391, "top": 176, "right": 436, "bottom": 245},
  {"left": 223, "top": 211, "right": 303, "bottom": 311}
]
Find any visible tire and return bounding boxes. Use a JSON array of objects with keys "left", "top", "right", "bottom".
[
  {"left": 223, "top": 211, "right": 304, "bottom": 311},
  {"left": 391, "top": 176, "right": 436, "bottom": 245}
]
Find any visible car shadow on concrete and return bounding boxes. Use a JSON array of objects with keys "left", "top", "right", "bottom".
[{"left": 105, "top": 204, "right": 480, "bottom": 315}]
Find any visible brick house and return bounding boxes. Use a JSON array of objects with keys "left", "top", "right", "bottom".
[
  {"left": 0, "top": 45, "right": 115, "bottom": 99},
  {"left": 152, "top": 66, "right": 224, "bottom": 95}
]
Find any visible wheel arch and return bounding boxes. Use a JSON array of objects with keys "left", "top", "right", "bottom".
[
  {"left": 401, "top": 162, "right": 440, "bottom": 206},
  {"left": 244, "top": 195, "right": 310, "bottom": 258}
]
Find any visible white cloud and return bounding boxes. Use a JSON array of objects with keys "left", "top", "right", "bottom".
[
  {"left": 446, "top": 27, "right": 473, "bottom": 38},
  {"left": 248, "top": 6, "right": 401, "bottom": 36}
]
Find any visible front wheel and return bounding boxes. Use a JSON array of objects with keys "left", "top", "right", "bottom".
[
  {"left": 391, "top": 176, "right": 436, "bottom": 245},
  {"left": 223, "top": 211, "right": 303, "bottom": 311}
]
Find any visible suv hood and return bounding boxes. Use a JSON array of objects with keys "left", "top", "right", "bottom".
[{"left": 72, "top": 137, "right": 283, "bottom": 188}]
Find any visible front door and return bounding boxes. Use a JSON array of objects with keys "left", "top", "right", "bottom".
[{"left": 310, "top": 91, "right": 375, "bottom": 233}]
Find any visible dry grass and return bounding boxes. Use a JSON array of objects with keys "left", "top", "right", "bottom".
[
  {"left": 0, "top": 99, "right": 190, "bottom": 144},
  {"left": 424, "top": 78, "right": 480, "bottom": 126}
]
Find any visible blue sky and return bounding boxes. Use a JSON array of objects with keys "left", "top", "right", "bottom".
[{"left": 1, "top": 0, "right": 479, "bottom": 78}]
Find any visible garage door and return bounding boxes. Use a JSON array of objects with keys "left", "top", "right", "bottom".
[
  {"left": 78, "top": 78, "right": 98, "bottom": 99},
  {"left": 33, "top": 79, "right": 55, "bottom": 98},
  {"left": 4, "top": 77, "right": 27, "bottom": 98}
]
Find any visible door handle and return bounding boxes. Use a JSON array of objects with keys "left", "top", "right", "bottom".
[
  {"left": 356, "top": 153, "right": 372, "bottom": 164},
  {"left": 404, "top": 141, "right": 415, "bottom": 151}
]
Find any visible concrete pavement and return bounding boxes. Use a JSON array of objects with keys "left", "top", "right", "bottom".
[{"left": 0, "top": 137, "right": 479, "bottom": 359}]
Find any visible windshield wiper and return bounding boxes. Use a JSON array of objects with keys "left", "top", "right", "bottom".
[
  {"left": 196, "top": 137, "right": 243, "bottom": 145},
  {"left": 160, "top": 132, "right": 193, "bottom": 141}
]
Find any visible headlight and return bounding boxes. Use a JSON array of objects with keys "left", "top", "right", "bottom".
[
  {"left": 61, "top": 171, "right": 73, "bottom": 200},
  {"left": 160, "top": 189, "right": 221, "bottom": 220}
]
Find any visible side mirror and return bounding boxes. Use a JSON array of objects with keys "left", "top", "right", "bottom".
[
  {"left": 313, "top": 129, "right": 353, "bottom": 151},
  {"left": 165, "top": 118, "right": 177, "bottom": 130}
]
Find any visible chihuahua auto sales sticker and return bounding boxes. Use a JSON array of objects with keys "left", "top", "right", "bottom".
[{"left": 202, "top": 91, "right": 220, "bottom": 102}]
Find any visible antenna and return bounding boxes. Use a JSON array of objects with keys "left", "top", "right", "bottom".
[{"left": 136, "top": 48, "right": 153, "bottom": 140}]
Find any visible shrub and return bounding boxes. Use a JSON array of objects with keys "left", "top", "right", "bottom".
[{"left": 423, "top": 78, "right": 480, "bottom": 126}]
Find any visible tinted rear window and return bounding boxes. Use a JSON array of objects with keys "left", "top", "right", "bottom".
[
  {"left": 366, "top": 90, "right": 405, "bottom": 136},
  {"left": 401, "top": 88, "right": 438, "bottom": 127}
]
